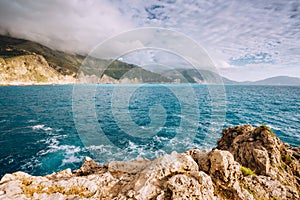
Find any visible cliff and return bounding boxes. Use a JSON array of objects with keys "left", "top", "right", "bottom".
[
  {"left": 0, "top": 55, "right": 75, "bottom": 85},
  {"left": 0, "top": 125, "right": 299, "bottom": 199}
]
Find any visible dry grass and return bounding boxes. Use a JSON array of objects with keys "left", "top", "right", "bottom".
[{"left": 21, "top": 182, "right": 96, "bottom": 198}]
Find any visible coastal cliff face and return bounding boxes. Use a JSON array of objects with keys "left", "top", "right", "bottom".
[
  {"left": 0, "top": 125, "right": 299, "bottom": 199},
  {"left": 0, "top": 55, "right": 75, "bottom": 85}
]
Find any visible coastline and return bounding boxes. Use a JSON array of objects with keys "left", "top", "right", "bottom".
[
  {"left": 0, "top": 80, "right": 76, "bottom": 86},
  {"left": 1, "top": 124, "right": 299, "bottom": 200},
  {"left": 0, "top": 83, "right": 74, "bottom": 86},
  {"left": 1, "top": 82, "right": 300, "bottom": 87}
]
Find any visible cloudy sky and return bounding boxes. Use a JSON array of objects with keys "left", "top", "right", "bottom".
[{"left": 0, "top": 0, "right": 299, "bottom": 81}]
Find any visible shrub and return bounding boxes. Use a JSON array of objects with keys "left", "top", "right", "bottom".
[
  {"left": 282, "top": 164, "right": 287, "bottom": 171},
  {"left": 282, "top": 155, "right": 292, "bottom": 165},
  {"left": 241, "top": 166, "right": 256, "bottom": 176},
  {"left": 241, "top": 184, "right": 254, "bottom": 195},
  {"left": 260, "top": 124, "right": 275, "bottom": 135}
]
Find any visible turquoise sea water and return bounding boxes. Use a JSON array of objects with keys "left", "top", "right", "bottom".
[{"left": 0, "top": 85, "right": 299, "bottom": 177}]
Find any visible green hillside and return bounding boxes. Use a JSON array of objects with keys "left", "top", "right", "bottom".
[
  {"left": 0, "top": 35, "right": 172, "bottom": 83},
  {"left": 0, "top": 35, "right": 83, "bottom": 76}
]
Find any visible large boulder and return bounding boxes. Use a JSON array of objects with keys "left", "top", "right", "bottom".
[
  {"left": 167, "top": 172, "right": 216, "bottom": 200},
  {"left": 217, "top": 124, "right": 300, "bottom": 198}
]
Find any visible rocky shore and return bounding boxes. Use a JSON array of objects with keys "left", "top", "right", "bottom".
[{"left": 0, "top": 124, "right": 299, "bottom": 199}]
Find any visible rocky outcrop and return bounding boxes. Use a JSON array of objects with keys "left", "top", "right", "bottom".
[
  {"left": 0, "top": 55, "right": 75, "bottom": 85},
  {"left": 0, "top": 125, "right": 299, "bottom": 199},
  {"left": 217, "top": 125, "right": 300, "bottom": 190}
]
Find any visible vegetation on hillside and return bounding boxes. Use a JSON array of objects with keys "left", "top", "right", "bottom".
[{"left": 0, "top": 35, "right": 172, "bottom": 82}]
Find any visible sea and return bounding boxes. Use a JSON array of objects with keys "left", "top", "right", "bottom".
[{"left": 0, "top": 84, "right": 299, "bottom": 178}]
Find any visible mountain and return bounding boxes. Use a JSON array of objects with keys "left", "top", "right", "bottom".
[
  {"left": 249, "top": 76, "right": 300, "bottom": 86},
  {"left": 222, "top": 76, "right": 300, "bottom": 86},
  {"left": 222, "top": 77, "right": 239, "bottom": 85},
  {"left": 0, "top": 35, "right": 172, "bottom": 85},
  {"left": 162, "top": 69, "right": 300, "bottom": 86},
  {"left": 161, "top": 68, "right": 225, "bottom": 84},
  {"left": 1, "top": 35, "right": 299, "bottom": 86},
  {"left": 0, "top": 35, "right": 82, "bottom": 76},
  {"left": 0, "top": 34, "right": 229, "bottom": 85}
]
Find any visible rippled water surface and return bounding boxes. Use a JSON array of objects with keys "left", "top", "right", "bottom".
[{"left": 0, "top": 85, "right": 299, "bottom": 177}]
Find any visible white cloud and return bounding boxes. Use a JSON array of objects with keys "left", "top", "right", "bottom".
[
  {"left": 116, "top": 0, "right": 300, "bottom": 80},
  {"left": 0, "top": 0, "right": 134, "bottom": 53},
  {"left": 0, "top": 0, "right": 299, "bottom": 80},
  {"left": 121, "top": 49, "right": 190, "bottom": 69}
]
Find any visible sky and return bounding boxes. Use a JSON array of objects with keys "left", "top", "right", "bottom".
[{"left": 0, "top": 0, "right": 299, "bottom": 81}]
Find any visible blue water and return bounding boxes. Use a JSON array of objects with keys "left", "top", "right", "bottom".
[{"left": 0, "top": 85, "right": 299, "bottom": 177}]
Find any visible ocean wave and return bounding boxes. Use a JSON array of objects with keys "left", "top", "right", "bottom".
[
  {"left": 84, "top": 143, "right": 161, "bottom": 164},
  {"left": 32, "top": 124, "right": 53, "bottom": 131},
  {"left": 61, "top": 155, "right": 83, "bottom": 166},
  {"left": 20, "top": 157, "right": 42, "bottom": 172},
  {"left": 26, "top": 142, "right": 85, "bottom": 173},
  {"left": 82, "top": 133, "right": 214, "bottom": 165},
  {"left": 266, "top": 124, "right": 282, "bottom": 131},
  {"left": 8, "top": 158, "right": 14, "bottom": 164},
  {"left": 58, "top": 145, "right": 84, "bottom": 167}
]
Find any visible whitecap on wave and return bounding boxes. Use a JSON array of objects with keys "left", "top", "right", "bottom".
[
  {"left": 32, "top": 124, "right": 53, "bottom": 131},
  {"left": 83, "top": 133, "right": 214, "bottom": 165}
]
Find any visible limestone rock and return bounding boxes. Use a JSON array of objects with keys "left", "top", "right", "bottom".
[
  {"left": 196, "top": 149, "right": 248, "bottom": 200},
  {"left": 108, "top": 158, "right": 151, "bottom": 174},
  {"left": 208, "top": 149, "right": 241, "bottom": 186},
  {"left": 175, "top": 171, "right": 217, "bottom": 200},
  {"left": 0, "top": 54, "right": 75, "bottom": 85},
  {"left": 73, "top": 157, "right": 103, "bottom": 176},
  {"left": 45, "top": 168, "right": 72, "bottom": 179},
  {"left": 167, "top": 174, "right": 208, "bottom": 199},
  {"left": 243, "top": 175, "right": 299, "bottom": 200},
  {"left": 217, "top": 124, "right": 300, "bottom": 191},
  {"left": 133, "top": 151, "right": 199, "bottom": 199}
]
